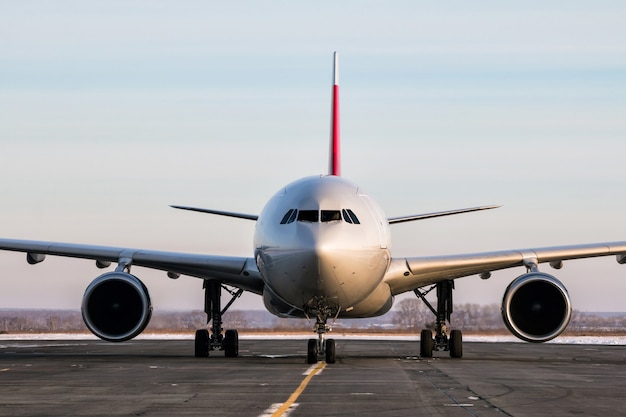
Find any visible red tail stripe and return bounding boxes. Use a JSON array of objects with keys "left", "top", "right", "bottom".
[
  {"left": 331, "top": 83, "right": 340, "bottom": 176},
  {"left": 330, "top": 52, "right": 340, "bottom": 176}
]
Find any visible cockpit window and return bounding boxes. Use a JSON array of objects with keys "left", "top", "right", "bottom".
[
  {"left": 297, "top": 210, "right": 319, "bottom": 222},
  {"left": 287, "top": 209, "right": 298, "bottom": 223},
  {"left": 283, "top": 209, "right": 359, "bottom": 224},
  {"left": 280, "top": 209, "right": 298, "bottom": 224},
  {"left": 280, "top": 209, "right": 294, "bottom": 224},
  {"left": 342, "top": 209, "right": 360, "bottom": 224},
  {"left": 321, "top": 210, "right": 341, "bottom": 222}
]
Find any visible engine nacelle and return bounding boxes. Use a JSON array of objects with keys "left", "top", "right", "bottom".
[
  {"left": 81, "top": 272, "right": 152, "bottom": 342},
  {"left": 501, "top": 272, "right": 572, "bottom": 343}
]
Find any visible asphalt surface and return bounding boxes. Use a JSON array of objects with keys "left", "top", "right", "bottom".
[{"left": 1, "top": 337, "right": 625, "bottom": 416}]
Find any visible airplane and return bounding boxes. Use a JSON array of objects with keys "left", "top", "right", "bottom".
[{"left": 2, "top": 52, "right": 626, "bottom": 364}]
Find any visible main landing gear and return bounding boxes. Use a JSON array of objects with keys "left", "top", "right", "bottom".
[
  {"left": 415, "top": 280, "right": 463, "bottom": 358},
  {"left": 194, "top": 280, "right": 243, "bottom": 358},
  {"left": 306, "top": 309, "right": 336, "bottom": 364}
]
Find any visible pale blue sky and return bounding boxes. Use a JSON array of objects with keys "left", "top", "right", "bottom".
[{"left": 1, "top": 1, "right": 625, "bottom": 311}]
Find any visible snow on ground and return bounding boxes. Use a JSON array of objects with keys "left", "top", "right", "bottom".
[{"left": 0, "top": 333, "right": 625, "bottom": 345}]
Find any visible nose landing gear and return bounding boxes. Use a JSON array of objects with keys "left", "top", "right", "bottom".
[{"left": 306, "top": 310, "right": 336, "bottom": 364}]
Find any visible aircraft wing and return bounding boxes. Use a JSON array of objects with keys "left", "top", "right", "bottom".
[
  {"left": 0, "top": 238, "right": 263, "bottom": 294},
  {"left": 384, "top": 241, "right": 626, "bottom": 295}
]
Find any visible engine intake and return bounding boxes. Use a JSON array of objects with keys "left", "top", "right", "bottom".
[
  {"left": 501, "top": 272, "right": 572, "bottom": 343},
  {"left": 82, "top": 272, "right": 152, "bottom": 342}
]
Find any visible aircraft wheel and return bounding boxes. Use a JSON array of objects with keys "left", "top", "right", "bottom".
[
  {"left": 194, "top": 329, "right": 210, "bottom": 358},
  {"left": 449, "top": 329, "right": 463, "bottom": 358},
  {"left": 307, "top": 338, "right": 318, "bottom": 364},
  {"left": 224, "top": 329, "right": 239, "bottom": 358},
  {"left": 420, "top": 329, "right": 433, "bottom": 358},
  {"left": 325, "top": 339, "right": 336, "bottom": 364}
]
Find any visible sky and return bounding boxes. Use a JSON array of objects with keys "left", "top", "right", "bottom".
[{"left": 1, "top": 1, "right": 626, "bottom": 313}]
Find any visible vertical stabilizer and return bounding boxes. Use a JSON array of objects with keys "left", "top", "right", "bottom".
[{"left": 329, "top": 51, "right": 340, "bottom": 176}]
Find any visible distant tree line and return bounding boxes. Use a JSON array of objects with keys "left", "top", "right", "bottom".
[
  {"left": 1, "top": 301, "right": 625, "bottom": 335},
  {"left": 391, "top": 299, "right": 504, "bottom": 332}
]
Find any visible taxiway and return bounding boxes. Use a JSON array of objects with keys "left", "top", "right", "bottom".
[{"left": 1, "top": 338, "right": 624, "bottom": 416}]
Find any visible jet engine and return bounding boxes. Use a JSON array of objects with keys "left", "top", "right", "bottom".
[
  {"left": 501, "top": 272, "right": 572, "bottom": 343},
  {"left": 81, "top": 272, "right": 152, "bottom": 342}
]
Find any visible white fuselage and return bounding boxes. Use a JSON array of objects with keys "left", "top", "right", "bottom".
[{"left": 254, "top": 176, "right": 394, "bottom": 319}]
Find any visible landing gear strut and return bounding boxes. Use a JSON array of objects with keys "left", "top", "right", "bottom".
[
  {"left": 415, "top": 280, "right": 463, "bottom": 358},
  {"left": 194, "top": 280, "right": 243, "bottom": 358},
  {"left": 306, "top": 309, "right": 336, "bottom": 364}
]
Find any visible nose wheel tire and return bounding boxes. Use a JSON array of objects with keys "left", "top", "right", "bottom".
[
  {"left": 325, "top": 339, "right": 336, "bottom": 364},
  {"left": 307, "top": 337, "right": 336, "bottom": 363},
  {"left": 307, "top": 338, "right": 319, "bottom": 364}
]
